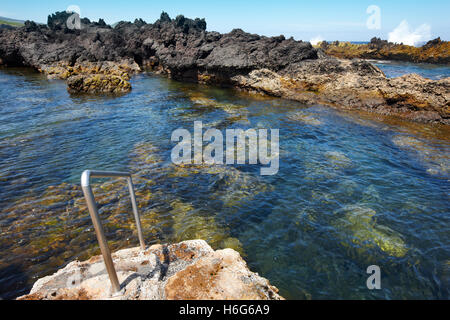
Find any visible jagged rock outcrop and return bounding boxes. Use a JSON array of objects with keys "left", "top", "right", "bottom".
[
  {"left": 233, "top": 60, "right": 450, "bottom": 124},
  {"left": 318, "top": 37, "right": 450, "bottom": 65},
  {"left": 0, "top": 12, "right": 448, "bottom": 124},
  {"left": 17, "top": 240, "right": 283, "bottom": 300},
  {"left": 47, "top": 11, "right": 109, "bottom": 31}
]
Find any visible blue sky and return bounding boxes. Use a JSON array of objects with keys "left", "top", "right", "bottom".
[{"left": 1, "top": 1, "right": 449, "bottom": 41}]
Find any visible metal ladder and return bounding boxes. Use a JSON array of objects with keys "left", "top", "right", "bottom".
[{"left": 81, "top": 170, "right": 145, "bottom": 293}]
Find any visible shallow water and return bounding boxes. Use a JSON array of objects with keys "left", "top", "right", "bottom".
[
  {"left": 0, "top": 67, "right": 449, "bottom": 299},
  {"left": 372, "top": 60, "right": 450, "bottom": 80}
]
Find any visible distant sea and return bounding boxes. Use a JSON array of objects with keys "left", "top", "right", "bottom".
[
  {"left": 370, "top": 60, "right": 450, "bottom": 80},
  {"left": 327, "top": 41, "right": 450, "bottom": 80}
]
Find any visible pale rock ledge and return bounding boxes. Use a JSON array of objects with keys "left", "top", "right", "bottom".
[{"left": 17, "top": 240, "right": 283, "bottom": 300}]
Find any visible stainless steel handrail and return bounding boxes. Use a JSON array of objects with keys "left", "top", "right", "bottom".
[{"left": 81, "top": 170, "right": 145, "bottom": 293}]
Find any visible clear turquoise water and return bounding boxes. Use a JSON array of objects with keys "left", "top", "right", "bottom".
[
  {"left": 0, "top": 67, "right": 449, "bottom": 299},
  {"left": 373, "top": 60, "right": 450, "bottom": 80}
]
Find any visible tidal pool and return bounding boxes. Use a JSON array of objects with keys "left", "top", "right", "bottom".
[{"left": 0, "top": 68, "right": 449, "bottom": 299}]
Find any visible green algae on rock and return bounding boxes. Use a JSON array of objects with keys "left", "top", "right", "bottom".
[
  {"left": 168, "top": 199, "right": 244, "bottom": 255},
  {"left": 67, "top": 74, "right": 131, "bottom": 94},
  {"left": 39, "top": 60, "right": 140, "bottom": 94},
  {"left": 325, "top": 151, "right": 352, "bottom": 169},
  {"left": 167, "top": 162, "right": 273, "bottom": 209},
  {"left": 188, "top": 92, "right": 250, "bottom": 124},
  {"left": 392, "top": 135, "right": 450, "bottom": 177},
  {"left": 333, "top": 205, "right": 408, "bottom": 258}
]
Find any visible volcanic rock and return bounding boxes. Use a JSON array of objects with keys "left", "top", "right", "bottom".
[{"left": 0, "top": 12, "right": 448, "bottom": 123}]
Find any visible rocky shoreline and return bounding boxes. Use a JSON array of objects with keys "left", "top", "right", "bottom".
[
  {"left": 0, "top": 12, "right": 449, "bottom": 124},
  {"left": 317, "top": 37, "right": 450, "bottom": 65},
  {"left": 17, "top": 240, "right": 283, "bottom": 300}
]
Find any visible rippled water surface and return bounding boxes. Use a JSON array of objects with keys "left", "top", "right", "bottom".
[
  {"left": 0, "top": 68, "right": 449, "bottom": 299},
  {"left": 372, "top": 60, "right": 450, "bottom": 80}
]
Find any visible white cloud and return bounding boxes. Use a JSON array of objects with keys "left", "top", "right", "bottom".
[
  {"left": 388, "top": 20, "right": 432, "bottom": 46},
  {"left": 310, "top": 35, "right": 324, "bottom": 45}
]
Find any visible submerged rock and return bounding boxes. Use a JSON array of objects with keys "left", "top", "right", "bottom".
[
  {"left": 168, "top": 199, "right": 244, "bottom": 254},
  {"left": 392, "top": 135, "right": 431, "bottom": 156},
  {"left": 333, "top": 205, "right": 408, "bottom": 258},
  {"left": 17, "top": 240, "right": 283, "bottom": 300},
  {"left": 325, "top": 151, "right": 352, "bottom": 168},
  {"left": 287, "top": 111, "right": 322, "bottom": 125},
  {"left": 188, "top": 92, "right": 250, "bottom": 123}
]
